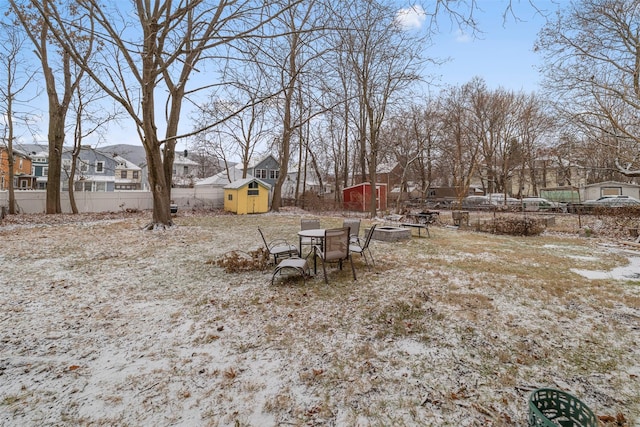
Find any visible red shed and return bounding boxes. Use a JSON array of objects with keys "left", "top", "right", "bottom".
[{"left": 343, "top": 182, "right": 387, "bottom": 212}]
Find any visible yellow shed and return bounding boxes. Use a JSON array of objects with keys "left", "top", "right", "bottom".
[{"left": 223, "top": 177, "right": 271, "bottom": 214}]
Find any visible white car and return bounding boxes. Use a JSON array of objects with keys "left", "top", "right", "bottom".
[{"left": 583, "top": 195, "right": 640, "bottom": 207}]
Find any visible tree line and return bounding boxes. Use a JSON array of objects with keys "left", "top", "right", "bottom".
[{"left": 1, "top": 0, "right": 639, "bottom": 224}]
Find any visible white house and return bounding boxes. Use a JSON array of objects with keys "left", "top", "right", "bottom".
[
  {"left": 583, "top": 181, "right": 640, "bottom": 201},
  {"left": 195, "top": 164, "right": 254, "bottom": 208}
]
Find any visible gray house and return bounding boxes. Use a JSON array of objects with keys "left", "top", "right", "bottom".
[
  {"left": 61, "top": 147, "right": 119, "bottom": 192},
  {"left": 246, "top": 154, "right": 280, "bottom": 188}
]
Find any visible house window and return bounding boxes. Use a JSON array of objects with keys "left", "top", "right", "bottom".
[
  {"left": 80, "top": 162, "right": 89, "bottom": 173},
  {"left": 183, "top": 166, "right": 189, "bottom": 175},
  {"left": 62, "top": 159, "right": 72, "bottom": 171},
  {"left": 602, "top": 187, "right": 622, "bottom": 196},
  {"left": 228, "top": 194, "right": 233, "bottom": 201},
  {"left": 256, "top": 169, "right": 267, "bottom": 179},
  {"left": 96, "top": 161, "right": 104, "bottom": 173},
  {"left": 269, "top": 170, "right": 279, "bottom": 180},
  {"left": 133, "top": 171, "right": 139, "bottom": 179},
  {"left": 247, "top": 181, "right": 259, "bottom": 196},
  {"left": 43, "top": 167, "right": 48, "bottom": 177},
  {"left": 19, "top": 158, "right": 23, "bottom": 170},
  {"left": 121, "top": 170, "right": 127, "bottom": 179}
]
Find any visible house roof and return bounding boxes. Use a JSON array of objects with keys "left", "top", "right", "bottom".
[
  {"left": 114, "top": 156, "right": 142, "bottom": 171},
  {"left": 246, "top": 154, "right": 278, "bottom": 169},
  {"left": 196, "top": 167, "right": 254, "bottom": 186},
  {"left": 377, "top": 162, "right": 399, "bottom": 174},
  {"left": 224, "top": 177, "right": 271, "bottom": 190},
  {"left": 584, "top": 180, "right": 640, "bottom": 188}
]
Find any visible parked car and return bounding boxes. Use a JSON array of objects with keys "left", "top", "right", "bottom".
[
  {"left": 461, "top": 195, "right": 491, "bottom": 210},
  {"left": 522, "top": 197, "right": 567, "bottom": 213},
  {"left": 583, "top": 195, "right": 640, "bottom": 207},
  {"left": 487, "top": 193, "right": 521, "bottom": 207},
  {"left": 461, "top": 195, "right": 518, "bottom": 210}
]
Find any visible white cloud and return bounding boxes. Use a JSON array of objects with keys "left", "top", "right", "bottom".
[
  {"left": 455, "top": 29, "right": 472, "bottom": 43},
  {"left": 395, "top": 5, "right": 426, "bottom": 30}
]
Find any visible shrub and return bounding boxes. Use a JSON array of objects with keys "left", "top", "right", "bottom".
[
  {"left": 215, "top": 248, "right": 269, "bottom": 273},
  {"left": 475, "top": 216, "right": 546, "bottom": 236}
]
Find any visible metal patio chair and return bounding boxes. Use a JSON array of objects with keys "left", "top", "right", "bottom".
[
  {"left": 342, "top": 218, "right": 361, "bottom": 243},
  {"left": 258, "top": 227, "right": 298, "bottom": 265},
  {"left": 313, "top": 227, "right": 356, "bottom": 284},
  {"left": 349, "top": 224, "right": 377, "bottom": 267},
  {"left": 300, "top": 218, "right": 321, "bottom": 256}
]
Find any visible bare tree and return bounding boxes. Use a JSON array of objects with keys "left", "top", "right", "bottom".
[
  {"left": 340, "top": 0, "right": 427, "bottom": 217},
  {"left": 9, "top": 0, "right": 90, "bottom": 214},
  {"left": 66, "top": 73, "right": 119, "bottom": 214},
  {"left": 438, "top": 83, "right": 481, "bottom": 203},
  {"left": 536, "top": 0, "right": 640, "bottom": 177},
  {"left": 28, "top": 0, "right": 301, "bottom": 227},
  {"left": 192, "top": 84, "right": 274, "bottom": 182},
  {"left": 0, "top": 20, "right": 39, "bottom": 215}
]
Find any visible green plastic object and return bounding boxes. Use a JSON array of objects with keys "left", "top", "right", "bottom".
[{"left": 528, "top": 388, "right": 597, "bottom": 427}]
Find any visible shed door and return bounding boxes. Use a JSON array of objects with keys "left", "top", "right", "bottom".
[{"left": 247, "top": 181, "right": 259, "bottom": 213}]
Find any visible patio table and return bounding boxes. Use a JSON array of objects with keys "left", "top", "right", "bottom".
[{"left": 297, "top": 229, "right": 325, "bottom": 274}]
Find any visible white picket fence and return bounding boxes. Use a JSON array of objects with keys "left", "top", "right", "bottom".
[{"left": 0, "top": 187, "right": 225, "bottom": 214}]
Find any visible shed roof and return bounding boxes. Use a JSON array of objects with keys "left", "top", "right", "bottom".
[{"left": 224, "top": 177, "right": 271, "bottom": 190}]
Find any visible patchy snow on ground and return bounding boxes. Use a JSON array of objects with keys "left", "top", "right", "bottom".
[{"left": 0, "top": 211, "right": 639, "bottom": 426}]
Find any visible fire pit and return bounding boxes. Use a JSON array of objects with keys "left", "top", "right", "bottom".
[{"left": 366, "top": 226, "right": 411, "bottom": 242}]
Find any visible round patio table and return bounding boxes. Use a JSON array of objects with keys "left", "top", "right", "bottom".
[{"left": 297, "top": 229, "right": 325, "bottom": 274}]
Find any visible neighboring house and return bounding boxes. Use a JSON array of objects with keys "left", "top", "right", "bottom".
[
  {"left": 0, "top": 147, "right": 36, "bottom": 190},
  {"left": 194, "top": 165, "right": 250, "bottom": 208},
  {"left": 223, "top": 177, "right": 271, "bottom": 214},
  {"left": 62, "top": 146, "right": 118, "bottom": 192},
  {"left": 583, "top": 181, "right": 640, "bottom": 201},
  {"left": 246, "top": 154, "right": 280, "bottom": 188},
  {"left": 31, "top": 151, "right": 49, "bottom": 190},
  {"left": 281, "top": 170, "right": 323, "bottom": 199},
  {"left": 114, "top": 156, "right": 143, "bottom": 190},
  {"left": 352, "top": 162, "right": 402, "bottom": 187},
  {"left": 509, "top": 157, "right": 587, "bottom": 198},
  {"left": 172, "top": 151, "right": 200, "bottom": 188}
]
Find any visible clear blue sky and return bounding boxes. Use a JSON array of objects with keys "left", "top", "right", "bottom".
[{"left": 423, "top": 0, "right": 559, "bottom": 93}]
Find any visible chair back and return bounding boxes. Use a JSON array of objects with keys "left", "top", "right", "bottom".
[
  {"left": 343, "top": 218, "right": 361, "bottom": 239},
  {"left": 322, "top": 227, "right": 350, "bottom": 261},
  {"left": 361, "top": 224, "right": 377, "bottom": 249},
  {"left": 257, "top": 227, "right": 268, "bottom": 248},
  {"left": 301, "top": 218, "right": 320, "bottom": 231}
]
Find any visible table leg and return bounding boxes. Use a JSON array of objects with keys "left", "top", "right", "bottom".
[{"left": 312, "top": 245, "right": 317, "bottom": 275}]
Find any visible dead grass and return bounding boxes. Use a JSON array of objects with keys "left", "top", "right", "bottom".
[{"left": 0, "top": 210, "right": 639, "bottom": 426}]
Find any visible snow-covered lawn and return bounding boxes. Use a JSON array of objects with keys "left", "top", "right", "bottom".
[{"left": 1, "top": 210, "right": 639, "bottom": 426}]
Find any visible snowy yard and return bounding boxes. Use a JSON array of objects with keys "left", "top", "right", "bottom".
[{"left": 0, "top": 210, "right": 639, "bottom": 426}]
